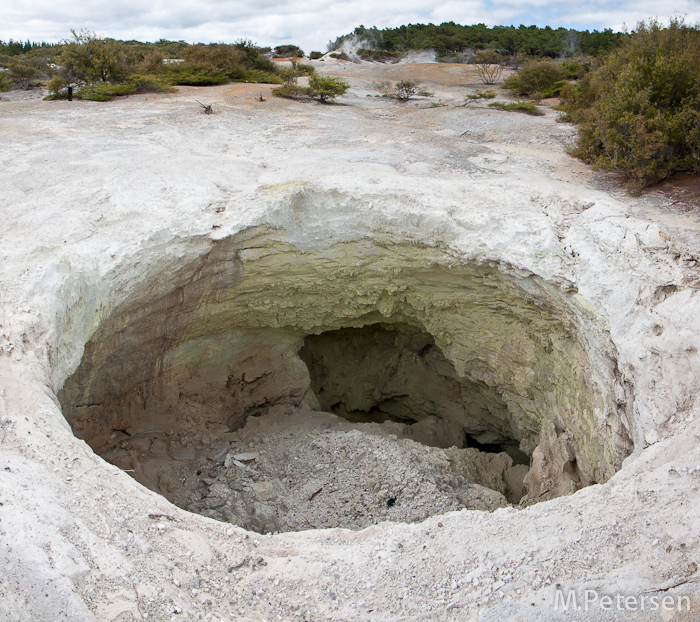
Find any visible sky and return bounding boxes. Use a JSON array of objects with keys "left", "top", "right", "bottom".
[{"left": 3, "top": 0, "right": 700, "bottom": 53}]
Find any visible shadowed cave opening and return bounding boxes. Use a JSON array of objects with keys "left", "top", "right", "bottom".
[
  {"left": 56, "top": 238, "right": 634, "bottom": 533},
  {"left": 298, "top": 324, "right": 530, "bottom": 466}
]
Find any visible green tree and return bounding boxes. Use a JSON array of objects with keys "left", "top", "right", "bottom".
[
  {"left": 60, "top": 30, "right": 135, "bottom": 85},
  {"left": 308, "top": 74, "right": 349, "bottom": 102}
]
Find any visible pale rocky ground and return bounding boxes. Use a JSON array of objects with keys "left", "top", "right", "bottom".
[{"left": 2, "top": 60, "right": 700, "bottom": 622}]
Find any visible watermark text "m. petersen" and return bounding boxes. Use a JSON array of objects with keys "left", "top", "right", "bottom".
[{"left": 555, "top": 588, "right": 690, "bottom": 612}]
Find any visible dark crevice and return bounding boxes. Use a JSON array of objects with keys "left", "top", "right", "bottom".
[{"left": 299, "top": 323, "right": 528, "bottom": 457}]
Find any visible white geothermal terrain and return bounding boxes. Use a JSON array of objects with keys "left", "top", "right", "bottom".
[{"left": 1, "top": 60, "right": 700, "bottom": 621}]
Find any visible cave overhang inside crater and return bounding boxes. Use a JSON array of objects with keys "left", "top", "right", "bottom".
[{"left": 57, "top": 229, "right": 634, "bottom": 522}]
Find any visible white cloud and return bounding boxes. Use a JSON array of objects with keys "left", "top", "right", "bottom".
[{"left": 2, "top": 0, "right": 698, "bottom": 51}]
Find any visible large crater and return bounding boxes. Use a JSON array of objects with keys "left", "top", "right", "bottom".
[{"left": 58, "top": 232, "right": 634, "bottom": 532}]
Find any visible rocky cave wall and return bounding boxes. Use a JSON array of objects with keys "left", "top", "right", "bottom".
[{"left": 57, "top": 229, "right": 634, "bottom": 504}]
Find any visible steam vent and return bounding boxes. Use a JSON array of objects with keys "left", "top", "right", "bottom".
[{"left": 2, "top": 70, "right": 700, "bottom": 622}]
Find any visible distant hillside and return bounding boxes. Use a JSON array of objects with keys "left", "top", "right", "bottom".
[{"left": 329, "top": 23, "right": 623, "bottom": 58}]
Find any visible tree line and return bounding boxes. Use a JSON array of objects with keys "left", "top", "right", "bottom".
[
  {"left": 329, "top": 23, "right": 623, "bottom": 58},
  {"left": 0, "top": 39, "right": 57, "bottom": 56}
]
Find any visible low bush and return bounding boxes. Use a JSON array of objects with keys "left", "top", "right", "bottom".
[
  {"left": 503, "top": 60, "right": 566, "bottom": 97},
  {"left": 271, "top": 83, "right": 311, "bottom": 99},
  {"left": 561, "top": 57, "right": 592, "bottom": 80},
  {"left": 308, "top": 74, "right": 350, "bottom": 102},
  {"left": 126, "top": 74, "right": 176, "bottom": 93},
  {"left": 272, "top": 72, "right": 350, "bottom": 102},
  {"left": 488, "top": 100, "right": 544, "bottom": 115},
  {"left": 470, "top": 89, "right": 496, "bottom": 99},
  {"left": 472, "top": 51, "right": 503, "bottom": 85},
  {"left": 229, "top": 68, "right": 282, "bottom": 84},
  {"left": 292, "top": 62, "right": 316, "bottom": 76},
  {"left": 329, "top": 52, "right": 349, "bottom": 60},
  {"left": 0, "top": 70, "right": 11, "bottom": 91},
  {"left": 159, "top": 64, "right": 228, "bottom": 86},
  {"left": 75, "top": 82, "right": 135, "bottom": 101},
  {"left": 309, "top": 51, "right": 323, "bottom": 60},
  {"left": 394, "top": 79, "right": 418, "bottom": 101},
  {"left": 277, "top": 61, "right": 314, "bottom": 85},
  {"left": 459, "top": 89, "right": 497, "bottom": 106}
]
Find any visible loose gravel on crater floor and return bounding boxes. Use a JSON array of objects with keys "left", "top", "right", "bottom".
[{"left": 100, "top": 408, "right": 525, "bottom": 533}]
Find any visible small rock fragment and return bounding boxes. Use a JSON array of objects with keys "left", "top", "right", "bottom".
[
  {"left": 134, "top": 535, "right": 152, "bottom": 554},
  {"left": 252, "top": 481, "right": 277, "bottom": 501},
  {"left": 172, "top": 448, "right": 196, "bottom": 461},
  {"left": 233, "top": 452, "right": 259, "bottom": 462},
  {"left": 209, "top": 447, "right": 229, "bottom": 462}
]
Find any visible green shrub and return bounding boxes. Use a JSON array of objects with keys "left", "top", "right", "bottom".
[
  {"left": 271, "top": 70, "right": 349, "bottom": 102},
  {"left": 329, "top": 52, "right": 349, "bottom": 60},
  {"left": 7, "top": 58, "right": 43, "bottom": 88},
  {"left": 138, "top": 50, "right": 165, "bottom": 73},
  {"left": 125, "top": 74, "right": 175, "bottom": 93},
  {"left": 183, "top": 43, "right": 244, "bottom": 75},
  {"left": 562, "top": 57, "right": 592, "bottom": 80},
  {"left": 0, "top": 71, "right": 11, "bottom": 91},
  {"left": 158, "top": 41, "right": 279, "bottom": 85},
  {"left": 309, "top": 51, "right": 323, "bottom": 60},
  {"left": 60, "top": 30, "right": 136, "bottom": 85},
  {"left": 291, "top": 61, "right": 315, "bottom": 76},
  {"left": 274, "top": 45, "right": 304, "bottom": 58},
  {"left": 468, "top": 89, "right": 496, "bottom": 99},
  {"left": 558, "top": 77, "right": 599, "bottom": 120},
  {"left": 277, "top": 61, "right": 314, "bottom": 85},
  {"left": 567, "top": 18, "right": 700, "bottom": 192},
  {"left": 394, "top": 79, "right": 418, "bottom": 101},
  {"left": 271, "top": 83, "right": 312, "bottom": 99},
  {"left": 159, "top": 64, "right": 228, "bottom": 86},
  {"left": 503, "top": 60, "right": 566, "bottom": 97},
  {"left": 75, "top": 82, "right": 135, "bottom": 101},
  {"left": 231, "top": 69, "right": 282, "bottom": 84},
  {"left": 233, "top": 40, "right": 277, "bottom": 74},
  {"left": 47, "top": 74, "right": 66, "bottom": 94},
  {"left": 278, "top": 67, "right": 297, "bottom": 84},
  {"left": 73, "top": 74, "right": 174, "bottom": 100},
  {"left": 488, "top": 100, "right": 544, "bottom": 115},
  {"left": 308, "top": 74, "right": 350, "bottom": 102}
]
